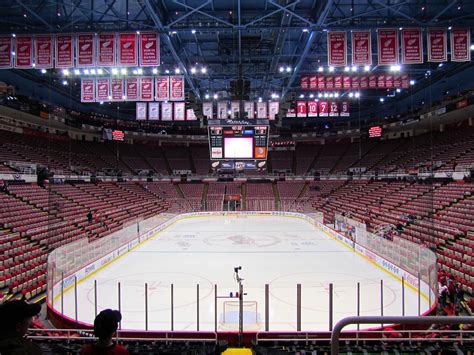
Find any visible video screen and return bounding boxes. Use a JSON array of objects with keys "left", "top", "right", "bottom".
[{"left": 224, "top": 137, "right": 253, "bottom": 159}]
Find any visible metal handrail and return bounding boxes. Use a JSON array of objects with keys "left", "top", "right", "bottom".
[{"left": 331, "top": 316, "right": 474, "bottom": 354}]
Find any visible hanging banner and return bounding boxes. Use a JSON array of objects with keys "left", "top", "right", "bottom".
[
  {"left": 174, "top": 102, "right": 186, "bottom": 121},
  {"left": 118, "top": 32, "right": 138, "bottom": 66},
  {"left": 55, "top": 34, "right": 74, "bottom": 68},
  {"left": 351, "top": 76, "right": 359, "bottom": 89},
  {"left": 111, "top": 78, "right": 124, "bottom": 101},
  {"left": 231, "top": 101, "right": 240, "bottom": 118},
  {"left": 319, "top": 101, "right": 329, "bottom": 117},
  {"left": 327, "top": 31, "right": 347, "bottom": 67},
  {"left": 125, "top": 77, "right": 139, "bottom": 101},
  {"left": 301, "top": 75, "right": 309, "bottom": 89},
  {"left": 136, "top": 102, "right": 147, "bottom": 120},
  {"left": 360, "top": 76, "right": 368, "bottom": 89},
  {"left": 34, "top": 35, "right": 53, "bottom": 69},
  {"left": 343, "top": 76, "right": 351, "bottom": 89},
  {"left": 97, "top": 33, "right": 116, "bottom": 66},
  {"left": 297, "top": 101, "right": 307, "bottom": 118},
  {"left": 385, "top": 74, "right": 393, "bottom": 88},
  {"left": 317, "top": 76, "right": 326, "bottom": 90},
  {"left": 393, "top": 75, "right": 401, "bottom": 88},
  {"left": 427, "top": 28, "right": 447, "bottom": 62},
  {"left": 170, "top": 75, "right": 185, "bottom": 101},
  {"left": 369, "top": 75, "right": 377, "bottom": 88},
  {"left": 0, "top": 36, "right": 12, "bottom": 68},
  {"left": 139, "top": 76, "right": 154, "bottom": 101},
  {"left": 377, "top": 75, "right": 385, "bottom": 88},
  {"left": 340, "top": 101, "right": 350, "bottom": 117},
  {"left": 15, "top": 35, "right": 33, "bottom": 68},
  {"left": 81, "top": 78, "right": 95, "bottom": 102},
  {"left": 286, "top": 108, "right": 296, "bottom": 118},
  {"left": 186, "top": 108, "right": 197, "bottom": 121},
  {"left": 334, "top": 75, "right": 343, "bottom": 89},
  {"left": 309, "top": 76, "right": 317, "bottom": 89},
  {"left": 308, "top": 101, "right": 318, "bottom": 117},
  {"left": 139, "top": 32, "right": 160, "bottom": 66},
  {"left": 155, "top": 76, "right": 169, "bottom": 101},
  {"left": 96, "top": 78, "right": 110, "bottom": 102},
  {"left": 203, "top": 102, "right": 213, "bottom": 119},
  {"left": 351, "top": 31, "right": 372, "bottom": 66},
  {"left": 401, "top": 74, "right": 409, "bottom": 88},
  {"left": 451, "top": 28, "right": 471, "bottom": 62},
  {"left": 329, "top": 101, "right": 339, "bottom": 117},
  {"left": 257, "top": 101, "right": 267, "bottom": 118},
  {"left": 76, "top": 33, "right": 95, "bottom": 67},
  {"left": 326, "top": 76, "right": 334, "bottom": 89},
  {"left": 377, "top": 29, "right": 399, "bottom": 65},
  {"left": 244, "top": 101, "right": 254, "bottom": 119},
  {"left": 148, "top": 102, "right": 159, "bottom": 120},
  {"left": 268, "top": 101, "right": 279, "bottom": 120},
  {"left": 161, "top": 102, "right": 173, "bottom": 121},
  {"left": 217, "top": 101, "right": 228, "bottom": 119},
  {"left": 401, "top": 28, "right": 423, "bottom": 64}
]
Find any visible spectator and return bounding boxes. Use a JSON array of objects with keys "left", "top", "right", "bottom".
[
  {"left": 87, "top": 211, "right": 93, "bottom": 223},
  {"left": 80, "top": 309, "right": 128, "bottom": 354},
  {"left": 0, "top": 300, "right": 42, "bottom": 354}
]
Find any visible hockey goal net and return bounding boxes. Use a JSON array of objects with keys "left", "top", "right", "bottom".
[{"left": 220, "top": 300, "right": 261, "bottom": 331}]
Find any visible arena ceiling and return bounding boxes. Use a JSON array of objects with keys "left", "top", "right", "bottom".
[{"left": 0, "top": 0, "right": 474, "bottom": 119}]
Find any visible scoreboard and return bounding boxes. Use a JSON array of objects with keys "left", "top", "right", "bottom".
[{"left": 209, "top": 124, "right": 269, "bottom": 161}]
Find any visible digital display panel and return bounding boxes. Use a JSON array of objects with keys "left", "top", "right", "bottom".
[{"left": 224, "top": 137, "right": 254, "bottom": 159}]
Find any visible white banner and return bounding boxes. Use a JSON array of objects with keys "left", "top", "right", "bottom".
[
  {"left": 136, "top": 102, "right": 147, "bottom": 120},
  {"left": 203, "top": 102, "right": 213, "bottom": 119},
  {"left": 148, "top": 102, "right": 159, "bottom": 120},
  {"left": 186, "top": 108, "right": 197, "bottom": 121},
  {"left": 268, "top": 101, "right": 279, "bottom": 120},
  {"left": 173, "top": 102, "right": 186, "bottom": 121},
  {"left": 161, "top": 102, "right": 173, "bottom": 121},
  {"left": 256, "top": 101, "right": 267, "bottom": 118},
  {"left": 244, "top": 101, "right": 254, "bottom": 119},
  {"left": 217, "top": 101, "right": 228, "bottom": 119},
  {"left": 231, "top": 101, "right": 240, "bottom": 118}
]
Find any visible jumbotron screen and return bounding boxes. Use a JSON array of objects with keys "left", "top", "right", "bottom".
[{"left": 208, "top": 125, "right": 269, "bottom": 160}]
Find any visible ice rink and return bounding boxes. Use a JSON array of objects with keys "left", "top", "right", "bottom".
[{"left": 59, "top": 215, "right": 430, "bottom": 331}]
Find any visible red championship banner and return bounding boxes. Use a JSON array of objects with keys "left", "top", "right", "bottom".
[
  {"left": 385, "top": 74, "right": 393, "bottom": 88},
  {"left": 15, "top": 35, "right": 33, "bottom": 68},
  {"left": 401, "top": 74, "right": 409, "bottom": 88},
  {"left": 161, "top": 102, "right": 173, "bottom": 121},
  {"left": 297, "top": 101, "right": 307, "bottom": 117},
  {"left": 34, "top": 35, "right": 53, "bottom": 69},
  {"left": 170, "top": 75, "right": 185, "bottom": 101},
  {"left": 98, "top": 33, "right": 116, "bottom": 66},
  {"left": 427, "top": 28, "right": 447, "bottom": 62},
  {"left": 139, "top": 76, "right": 154, "bottom": 101},
  {"left": 340, "top": 101, "right": 350, "bottom": 117},
  {"left": 334, "top": 75, "right": 343, "bottom": 89},
  {"left": 81, "top": 78, "right": 95, "bottom": 102},
  {"left": 125, "top": 77, "right": 139, "bottom": 101},
  {"left": 111, "top": 78, "right": 124, "bottom": 101},
  {"left": 118, "top": 32, "right": 138, "bottom": 66},
  {"left": 327, "top": 31, "right": 347, "bottom": 66},
  {"left": 139, "top": 32, "right": 160, "bottom": 66},
  {"left": 309, "top": 76, "right": 317, "bottom": 89},
  {"left": 351, "top": 31, "right": 372, "bottom": 65},
  {"left": 286, "top": 108, "right": 296, "bottom": 118},
  {"left": 326, "top": 76, "right": 334, "bottom": 89},
  {"left": 401, "top": 28, "right": 423, "bottom": 64},
  {"left": 155, "top": 76, "right": 169, "bottom": 101},
  {"left": 377, "top": 75, "right": 385, "bottom": 88},
  {"left": 360, "top": 76, "right": 368, "bottom": 89},
  {"left": 96, "top": 78, "right": 110, "bottom": 102},
  {"left": 244, "top": 101, "right": 254, "bottom": 119},
  {"left": 0, "top": 36, "right": 12, "bottom": 68},
  {"left": 301, "top": 75, "right": 309, "bottom": 89},
  {"left": 351, "top": 76, "right": 359, "bottom": 89},
  {"left": 329, "top": 100, "right": 339, "bottom": 117},
  {"left": 451, "top": 28, "right": 471, "bottom": 62},
  {"left": 343, "top": 76, "right": 351, "bottom": 89},
  {"left": 174, "top": 102, "right": 186, "bottom": 121},
  {"left": 317, "top": 76, "right": 326, "bottom": 89},
  {"left": 393, "top": 75, "right": 401, "bottom": 88},
  {"left": 307, "top": 101, "right": 318, "bottom": 117},
  {"left": 369, "top": 75, "right": 377, "bottom": 88},
  {"left": 377, "top": 29, "right": 399, "bottom": 65},
  {"left": 149, "top": 102, "right": 159, "bottom": 120},
  {"left": 55, "top": 34, "right": 73, "bottom": 68},
  {"left": 76, "top": 33, "right": 95, "bottom": 67},
  {"left": 319, "top": 100, "right": 329, "bottom": 117}
]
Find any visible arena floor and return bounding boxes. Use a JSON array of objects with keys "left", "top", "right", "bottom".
[{"left": 59, "top": 215, "right": 430, "bottom": 331}]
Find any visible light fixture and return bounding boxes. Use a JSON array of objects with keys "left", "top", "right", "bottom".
[
  {"left": 40, "top": 69, "right": 47, "bottom": 74},
  {"left": 83, "top": 69, "right": 90, "bottom": 75},
  {"left": 213, "top": 94, "right": 218, "bottom": 99},
  {"left": 132, "top": 69, "right": 138, "bottom": 75},
  {"left": 328, "top": 66, "right": 334, "bottom": 72},
  {"left": 286, "top": 66, "right": 291, "bottom": 72},
  {"left": 279, "top": 67, "right": 284, "bottom": 72},
  {"left": 258, "top": 97, "right": 262, "bottom": 102},
  {"left": 351, "top": 66, "right": 357, "bottom": 72},
  {"left": 364, "top": 65, "right": 371, "bottom": 72},
  {"left": 318, "top": 66, "right": 324, "bottom": 72},
  {"left": 355, "top": 92, "right": 360, "bottom": 98},
  {"left": 396, "top": 88, "right": 401, "bottom": 93},
  {"left": 12, "top": 33, "right": 16, "bottom": 38},
  {"left": 302, "top": 28, "right": 309, "bottom": 32},
  {"left": 299, "top": 94, "right": 305, "bottom": 98},
  {"left": 344, "top": 66, "right": 350, "bottom": 72},
  {"left": 137, "top": 68, "right": 143, "bottom": 75},
  {"left": 380, "top": 97, "right": 385, "bottom": 102},
  {"left": 410, "top": 80, "right": 415, "bottom": 85},
  {"left": 205, "top": 94, "right": 210, "bottom": 99},
  {"left": 191, "top": 29, "right": 196, "bottom": 34},
  {"left": 62, "top": 69, "right": 70, "bottom": 76},
  {"left": 471, "top": 44, "right": 474, "bottom": 51},
  {"left": 62, "top": 80, "right": 68, "bottom": 86},
  {"left": 175, "top": 68, "right": 180, "bottom": 74},
  {"left": 334, "top": 92, "right": 339, "bottom": 98},
  {"left": 122, "top": 95, "right": 126, "bottom": 100},
  {"left": 448, "top": 26, "right": 452, "bottom": 30},
  {"left": 120, "top": 68, "right": 127, "bottom": 75},
  {"left": 329, "top": 93, "right": 334, "bottom": 98},
  {"left": 111, "top": 68, "right": 118, "bottom": 75},
  {"left": 309, "top": 94, "right": 314, "bottom": 98},
  {"left": 99, "top": 101, "right": 104, "bottom": 105},
  {"left": 152, "top": 68, "right": 158, "bottom": 74},
  {"left": 136, "top": 31, "right": 140, "bottom": 35},
  {"left": 201, "top": 67, "right": 207, "bottom": 74},
  {"left": 318, "top": 93, "right": 323, "bottom": 98},
  {"left": 108, "top": 95, "right": 112, "bottom": 100},
  {"left": 90, "top": 69, "right": 96, "bottom": 75},
  {"left": 97, "top": 68, "right": 103, "bottom": 75},
  {"left": 349, "top": 92, "right": 354, "bottom": 98},
  {"left": 324, "top": 93, "right": 329, "bottom": 98}
]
